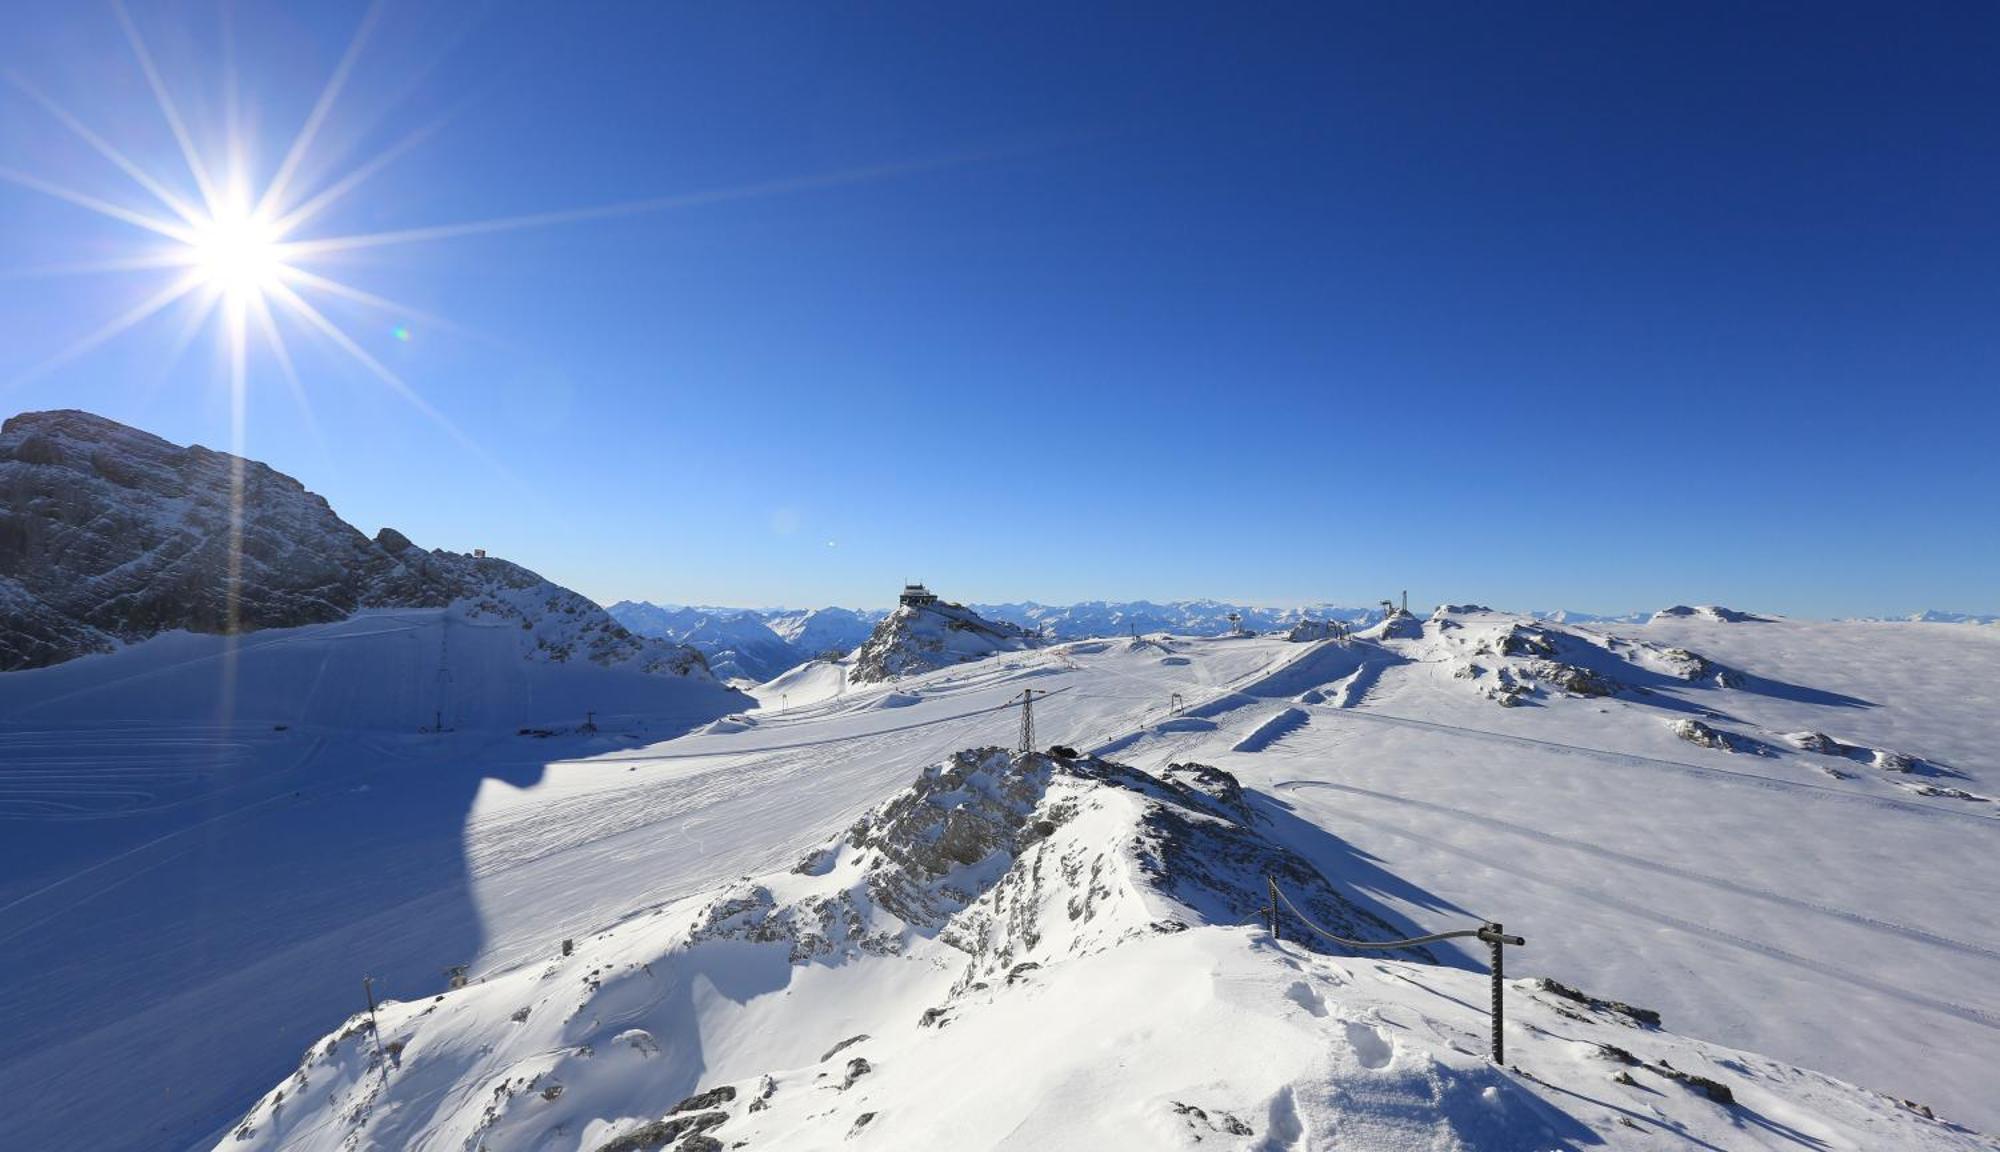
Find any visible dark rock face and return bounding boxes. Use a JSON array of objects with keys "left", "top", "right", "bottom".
[
  {"left": 0, "top": 410, "right": 706, "bottom": 675},
  {"left": 1, "top": 410, "right": 398, "bottom": 668}
]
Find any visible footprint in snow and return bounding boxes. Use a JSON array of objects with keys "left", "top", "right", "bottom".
[
  {"left": 1284, "top": 981, "right": 1328, "bottom": 1017},
  {"left": 1343, "top": 1019, "right": 1395, "bottom": 1070},
  {"left": 1259, "top": 1085, "right": 1306, "bottom": 1151}
]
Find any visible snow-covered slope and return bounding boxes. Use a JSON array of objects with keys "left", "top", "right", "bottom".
[
  {"left": 0, "top": 608, "right": 750, "bottom": 1152},
  {"left": 225, "top": 747, "right": 1990, "bottom": 1152},
  {"left": 10, "top": 602, "right": 1999, "bottom": 1149},
  {"left": 850, "top": 596, "right": 1042, "bottom": 682}
]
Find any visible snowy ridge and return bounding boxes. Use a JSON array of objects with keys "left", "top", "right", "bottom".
[{"left": 222, "top": 746, "right": 1994, "bottom": 1151}]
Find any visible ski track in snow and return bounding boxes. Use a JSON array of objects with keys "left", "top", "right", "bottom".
[
  {"left": 1286, "top": 787, "right": 2000, "bottom": 1032},
  {"left": 1302, "top": 701, "right": 2000, "bottom": 825},
  {"left": 1277, "top": 778, "right": 2000, "bottom": 964}
]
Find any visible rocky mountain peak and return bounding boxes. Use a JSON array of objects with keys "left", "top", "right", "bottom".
[
  {"left": 849, "top": 591, "right": 1041, "bottom": 683},
  {"left": 0, "top": 409, "right": 708, "bottom": 677}
]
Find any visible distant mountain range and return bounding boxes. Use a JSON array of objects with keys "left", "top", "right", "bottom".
[
  {"left": 610, "top": 593, "right": 2000, "bottom": 686},
  {"left": 606, "top": 602, "right": 883, "bottom": 682},
  {"left": 605, "top": 598, "right": 1394, "bottom": 683},
  {"left": 1852, "top": 610, "right": 2000, "bottom": 625}
]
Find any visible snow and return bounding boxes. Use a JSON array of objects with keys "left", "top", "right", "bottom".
[
  {"left": 222, "top": 741, "right": 1992, "bottom": 1151},
  {"left": 0, "top": 612, "right": 746, "bottom": 1152},
  {"left": 3, "top": 608, "right": 1997, "bottom": 1149}
]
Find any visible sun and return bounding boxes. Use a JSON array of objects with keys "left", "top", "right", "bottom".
[
  {"left": 2, "top": 0, "right": 944, "bottom": 447},
  {"left": 187, "top": 200, "right": 288, "bottom": 303}
]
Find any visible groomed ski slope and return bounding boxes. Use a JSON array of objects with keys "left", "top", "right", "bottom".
[{"left": 2, "top": 611, "right": 1996, "bottom": 1147}]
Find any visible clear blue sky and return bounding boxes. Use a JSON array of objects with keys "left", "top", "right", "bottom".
[{"left": 2, "top": 2, "right": 1994, "bottom": 616}]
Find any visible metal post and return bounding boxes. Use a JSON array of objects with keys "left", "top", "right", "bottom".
[
  {"left": 362, "top": 976, "right": 387, "bottom": 1069},
  {"left": 1486, "top": 923, "right": 1504, "bottom": 1064},
  {"left": 1268, "top": 876, "right": 1522, "bottom": 1064}
]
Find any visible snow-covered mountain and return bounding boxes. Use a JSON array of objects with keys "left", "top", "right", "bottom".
[
  {"left": 1652, "top": 603, "right": 1773, "bottom": 624},
  {"left": 1901, "top": 610, "right": 2000, "bottom": 625},
  {"left": 602, "top": 600, "right": 719, "bottom": 642},
  {"left": 5, "top": 419, "right": 1995, "bottom": 1152},
  {"left": 607, "top": 602, "right": 883, "bottom": 682},
  {"left": 676, "top": 613, "right": 800, "bottom": 682},
  {"left": 0, "top": 410, "right": 707, "bottom": 678},
  {"left": 764, "top": 605, "right": 880, "bottom": 658},
  {"left": 850, "top": 591, "right": 1042, "bottom": 682}
]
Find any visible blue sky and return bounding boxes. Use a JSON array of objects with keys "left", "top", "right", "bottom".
[{"left": 1, "top": 2, "right": 1994, "bottom": 616}]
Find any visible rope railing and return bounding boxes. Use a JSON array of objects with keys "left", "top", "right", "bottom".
[{"left": 1266, "top": 876, "right": 1525, "bottom": 1062}]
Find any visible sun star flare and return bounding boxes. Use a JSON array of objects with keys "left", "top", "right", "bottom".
[{"left": 186, "top": 200, "right": 289, "bottom": 304}]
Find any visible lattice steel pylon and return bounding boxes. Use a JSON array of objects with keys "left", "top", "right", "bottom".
[{"left": 1017, "top": 688, "right": 1044, "bottom": 754}]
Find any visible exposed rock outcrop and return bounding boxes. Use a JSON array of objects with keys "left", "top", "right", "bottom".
[{"left": 690, "top": 747, "right": 1431, "bottom": 980}]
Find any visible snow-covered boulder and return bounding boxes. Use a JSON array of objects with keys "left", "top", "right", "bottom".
[
  {"left": 1526, "top": 660, "right": 1618, "bottom": 698},
  {"left": 1670, "top": 718, "right": 1738, "bottom": 751},
  {"left": 1285, "top": 618, "right": 1345, "bottom": 642}
]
